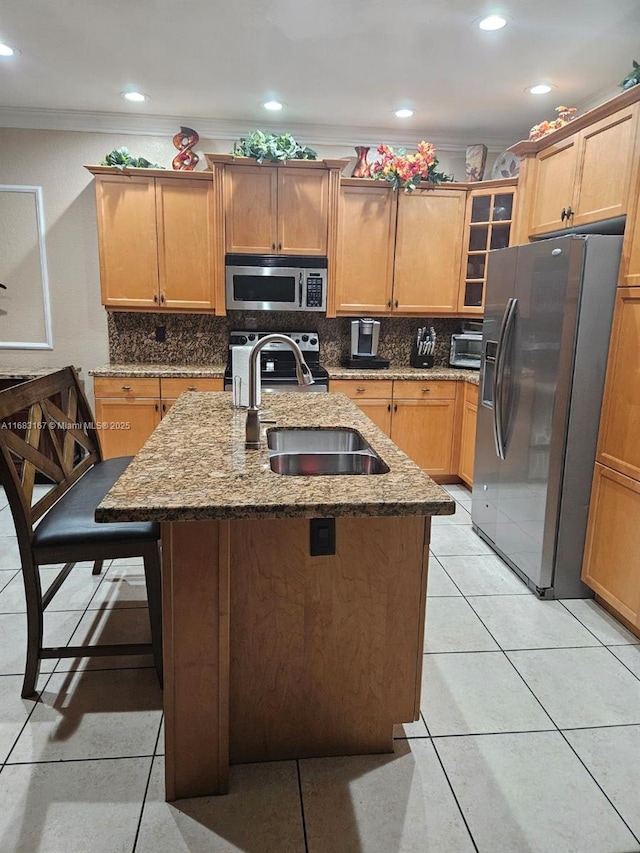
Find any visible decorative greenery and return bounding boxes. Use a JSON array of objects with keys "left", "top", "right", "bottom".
[
  {"left": 528, "top": 106, "right": 577, "bottom": 141},
  {"left": 370, "top": 142, "right": 453, "bottom": 191},
  {"left": 621, "top": 60, "right": 640, "bottom": 90},
  {"left": 231, "top": 131, "right": 318, "bottom": 164},
  {"left": 99, "top": 147, "right": 163, "bottom": 170}
]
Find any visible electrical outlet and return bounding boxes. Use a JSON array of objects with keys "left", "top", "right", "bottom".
[{"left": 155, "top": 326, "right": 166, "bottom": 343}]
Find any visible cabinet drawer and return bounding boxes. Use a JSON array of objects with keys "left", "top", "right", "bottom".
[
  {"left": 393, "top": 380, "right": 457, "bottom": 400},
  {"left": 330, "top": 379, "right": 393, "bottom": 399},
  {"left": 94, "top": 377, "right": 161, "bottom": 399},
  {"left": 464, "top": 382, "right": 479, "bottom": 407},
  {"left": 161, "top": 377, "right": 224, "bottom": 397}
]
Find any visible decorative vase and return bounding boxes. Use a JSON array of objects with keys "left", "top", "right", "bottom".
[
  {"left": 465, "top": 144, "right": 488, "bottom": 182},
  {"left": 351, "top": 146, "right": 371, "bottom": 178},
  {"left": 172, "top": 126, "right": 200, "bottom": 171}
]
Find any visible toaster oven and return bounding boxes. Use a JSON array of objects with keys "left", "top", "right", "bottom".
[{"left": 450, "top": 332, "right": 483, "bottom": 369}]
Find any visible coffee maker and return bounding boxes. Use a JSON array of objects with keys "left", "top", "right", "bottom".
[{"left": 346, "top": 318, "right": 389, "bottom": 369}]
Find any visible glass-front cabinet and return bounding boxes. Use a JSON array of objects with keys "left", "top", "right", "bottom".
[{"left": 459, "top": 181, "right": 517, "bottom": 313}]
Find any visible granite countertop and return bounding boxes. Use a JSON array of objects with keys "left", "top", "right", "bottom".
[
  {"left": 0, "top": 367, "right": 75, "bottom": 381},
  {"left": 89, "top": 363, "right": 479, "bottom": 385},
  {"left": 89, "top": 364, "right": 227, "bottom": 378},
  {"left": 96, "top": 391, "right": 455, "bottom": 523},
  {"left": 327, "top": 366, "right": 480, "bottom": 384}
]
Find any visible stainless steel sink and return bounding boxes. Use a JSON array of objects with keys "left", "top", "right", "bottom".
[
  {"left": 269, "top": 451, "right": 389, "bottom": 476},
  {"left": 267, "top": 427, "right": 370, "bottom": 453}
]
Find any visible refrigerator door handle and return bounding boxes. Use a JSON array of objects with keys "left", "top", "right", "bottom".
[{"left": 492, "top": 297, "right": 518, "bottom": 460}]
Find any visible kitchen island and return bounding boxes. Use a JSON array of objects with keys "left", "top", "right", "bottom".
[{"left": 96, "top": 391, "right": 454, "bottom": 800}]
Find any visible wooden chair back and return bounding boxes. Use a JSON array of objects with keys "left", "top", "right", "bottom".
[{"left": 0, "top": 367, "right": 102, "bottom": 552}]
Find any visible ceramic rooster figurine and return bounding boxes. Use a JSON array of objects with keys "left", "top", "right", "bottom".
[{"left": 172, "top": 126, "right": 200, "bottom": 171}]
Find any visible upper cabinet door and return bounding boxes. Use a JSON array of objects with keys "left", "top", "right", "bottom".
[
  {"left": 335, "top": 184, "right": 397, "bottom": 314},
  {"left": 95, "top": 176, "right": 159, "bottom": 308},
  {"left": 572, "top": 105, "right": 638, "bottom": 227},
  {"left": 393, "top": 189, "right": 466, "bottom": 313},
  {"left": 224, "top": 165, "right": 277, "bottom": 254},
  {"left": 156, "top": 178, "right": 216, "bottom": 311},
  {"left": 528, "top": 138, "right": 578, "bottom": 237},
  {"left": 277, "top": 168, "right": 329, "bottom": 255}
]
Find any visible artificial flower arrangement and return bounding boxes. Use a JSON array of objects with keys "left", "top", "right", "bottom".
[
  {"left": 528, "top": 106, "right": 577, "bottom": 142},
  {"left": 370, "top": 141, "right": 453, "bottom": 190}
]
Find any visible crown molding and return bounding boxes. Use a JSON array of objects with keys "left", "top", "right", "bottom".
[{"left": 0, "top": 107, "right": 515, "bottom": 154}]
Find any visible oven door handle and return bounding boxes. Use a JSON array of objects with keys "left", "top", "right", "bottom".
[{"left": 299, "top": 272, "right": 303, "bottom": 308}]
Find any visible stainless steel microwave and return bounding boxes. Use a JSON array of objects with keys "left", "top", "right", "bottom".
[{"left": 225, "top": 254, "right": 327, "bottom": 312}]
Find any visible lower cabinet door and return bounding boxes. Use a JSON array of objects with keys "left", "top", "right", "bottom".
[
  {"left": 94, "top": 398, "right": 161, "bottom": 459},
  {"left": 582, "top": 463, "right": 640, "bottom": 629},
  {"left": 458, "top": 400, "right": 478, "bottom": 487},
  {"left": 354, "top": 399, "right": 393, "bottom": 436},
  {"left": 391, "top": 399, "right": 456, "bottom": 475}
]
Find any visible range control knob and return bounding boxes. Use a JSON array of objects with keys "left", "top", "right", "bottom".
[
  {"left": 248, "top": 333, "right": 256, "bottom": 341},
  {"left": 239, "top": 336, "right": 248, "bottom": 345},
  {"left": 302, "top": 334, "right": 309, "bottom": 342},
  {"left": 310, "top": 338, "right": 318, "bottom": 346}
]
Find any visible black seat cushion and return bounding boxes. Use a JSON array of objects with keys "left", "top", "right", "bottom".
[{"left": 33, "top": 457, "right": 159, "bottom": 551}]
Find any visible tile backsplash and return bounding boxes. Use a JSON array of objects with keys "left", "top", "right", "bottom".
[{"left": 108, "top": 312, "right": 464, "bottom": 367}]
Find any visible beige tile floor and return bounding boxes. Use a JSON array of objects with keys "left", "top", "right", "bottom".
[{"left": 0, "top": 483, "right": 639, "bottom": 852}]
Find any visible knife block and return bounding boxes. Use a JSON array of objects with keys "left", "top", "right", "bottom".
[{"left": 410, "top": 344, "right": 434, "bottom": 369}]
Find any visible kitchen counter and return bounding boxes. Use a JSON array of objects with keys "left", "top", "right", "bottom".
[
  {"left": 96, "top": 391, "right": 454, "bottom": 523},
  {"left": 98, "top": 391, "right": 453, "bottom": 801},
  {"left": 89, "top": 363, "right": 480, "bottom": 385},
  {"left": 0, "top": 367, "right": 76, "bottom": 381}
]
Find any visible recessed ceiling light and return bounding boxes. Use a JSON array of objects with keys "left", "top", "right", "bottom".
[
  {"left": 0, "top": 43, "right": 17, "bottom": 57},
  {"left": 394, "top": 108, "right": 414, "bottom": 118},
  {"left": 121, "top": 91, "right": 149, "bottom": 103},
  {"left": 527, "top": 83, "right": 554, "bottom": 95},
  {"left": 263, "top": 100, "right": 284, "bottom": 111},
  {"left": 477, "top": 14, "right": 508, "bottom": 31}
]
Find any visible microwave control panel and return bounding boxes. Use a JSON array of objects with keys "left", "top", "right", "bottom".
[{"left": 306, "top": 275, "right": 324, "bottom": 308}]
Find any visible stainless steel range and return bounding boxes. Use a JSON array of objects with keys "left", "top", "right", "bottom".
[{"left": 224, "top": 331, "right": 329, "bottom": 403}]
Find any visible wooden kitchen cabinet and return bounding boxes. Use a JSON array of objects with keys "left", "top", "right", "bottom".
[
  {"left": 94, "top": 377, "right": 161, "bottom": 458},
  {"left": 330, "top": 378, "right": 460, "bottom": 476},
  {"left": 459, "top": 183, "right": 517, "bottom": 313},
  {"left": 224, "top": 162, "right": 329, "bottom": 255},
  {"left": 582, "top": 464, "right": 640, "bottom": 631},
  {"left": 512, "top": 96, "right": 640, "bottom": 238},
  {"left": 89, "top": 168, "right": 217, "bottom": 312},
  {"left": 596, "top": 288, "right": 640, "bottom": 481},
  {"left": 393, "top": 188, "right": 466, "bottom": 314},
  {"left": 458, "top": 383, "right": 478, "bottom": 487},
  {"left": 335, "top": 183, "right": 398, "bottom": 314},
  {"left": 161, "top": 377, "right": 224, "bottom": 414}
]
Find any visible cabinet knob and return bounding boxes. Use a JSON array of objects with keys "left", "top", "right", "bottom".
[
  {"left": 422, "top": 387, "right": 431, "bottom": 393},
  {"left": 271, "top": 243, "right": 276, "bottom": 251},
  {"left": 387, "top": 403, "right": 391, "bottom": 412},
  {"left": 121, "top": 385, "right": 131, "bottom": 391},
  {"left": 387, "top": 300, "right": 392, "bottom": 308},
  {"left": 394, "top": 299, "right": 399, "bottom": 308},
  {"left": 278, "top": 242, "right": 282, "bottom": 251},
  {"left": 356, "top": 387, "right": 366, "bottom": 393},
  {"left": 155, "top": 404, "right": 159, "bottom": 412},
  {"left": 187, "top": 386, "right": 197, "bottom": 391},
  {"left": 394, "top": 404, "right": 398, "bottom": 412},
  {"left": 162, "top": 403, "right": 166, "bottom": 413},
  {"left": 561, "top": 207, "right": 567, "bottom": 221},
  {"left": 160, "top": 293, "right": 165, "bottom": 303},
  {"left": 153, "top": 294, "right": 158, "bottom": 303},
  {"left": 566, "top": 206, "right": 574, "bottom": 218}
]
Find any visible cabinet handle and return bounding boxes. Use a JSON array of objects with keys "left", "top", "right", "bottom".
[
  {"left": 561, "top": 207, "right": 567, "bottom": 221},
  {"left": 422, "top": 387, "right": 431, "bottom": 393},
  {"left": 153, "top": 294, "right": 158, "bottom": 303},
  {"left": 387, "top": 300, "right": 392, "bottom": 308},
  {"left": 566, "top": 206, "right": 574, "bottom": 218},
  {"left": 394, "top": 299, "right": 399, "bottom": 308},
  {"left": 356, "top": 387, "right": 366, "bottom": 393},
  {"left": 394, "top": 404, "right": 398, "bottom": 412},
  {"left": 121, "top": 385, "right": 131, "bottom": 391},
  {"left": 187, "top": 386, "right": 197, "bottom": 391},
  {"left": 278, "top": 242, "right": 282, "bottom": 250},
  {"left": 155, "top": 404, "right": 159, "bottom": 412},
  {"left": 162, "top": 403, "right": 166, "bottom": 413},
  {"left": 387, "top": 403, "right": 391, "bottom": 412},
  {"left": 271, "top": 243, "right": 276, "bottom": 250},
  {"left": 160, "top": 293, "right": 165, "bottom": 303}
]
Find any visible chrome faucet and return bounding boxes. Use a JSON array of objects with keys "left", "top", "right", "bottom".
[{"left": 245, "top": 334, "right": 314, "bottom": 448}]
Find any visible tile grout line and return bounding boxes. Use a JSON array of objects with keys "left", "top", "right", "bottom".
[
  {"left": 429, "top": 737, "right": 480, "bottom": 853},
  {"left": 131, "top": 715, "right": 164, "bottom": 853},
  {"left": 602, "top": 644, "right": 640, "bottom": 684},
  {"left": 557, "top": 726, "right": 640, "bottom": 847},
  {"left": 0, "top": 667, "right": 57, "bottom": 774},
  {"left": 556, "top": 599, "right": 618, "bottom": 647},
  {"left": 295, "top": 759, "right": 310, "bottom": 853}
]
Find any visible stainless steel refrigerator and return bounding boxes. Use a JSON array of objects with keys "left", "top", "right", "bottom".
[{"left": 471, "top": 234, "right": 623, "bottom": 598}]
